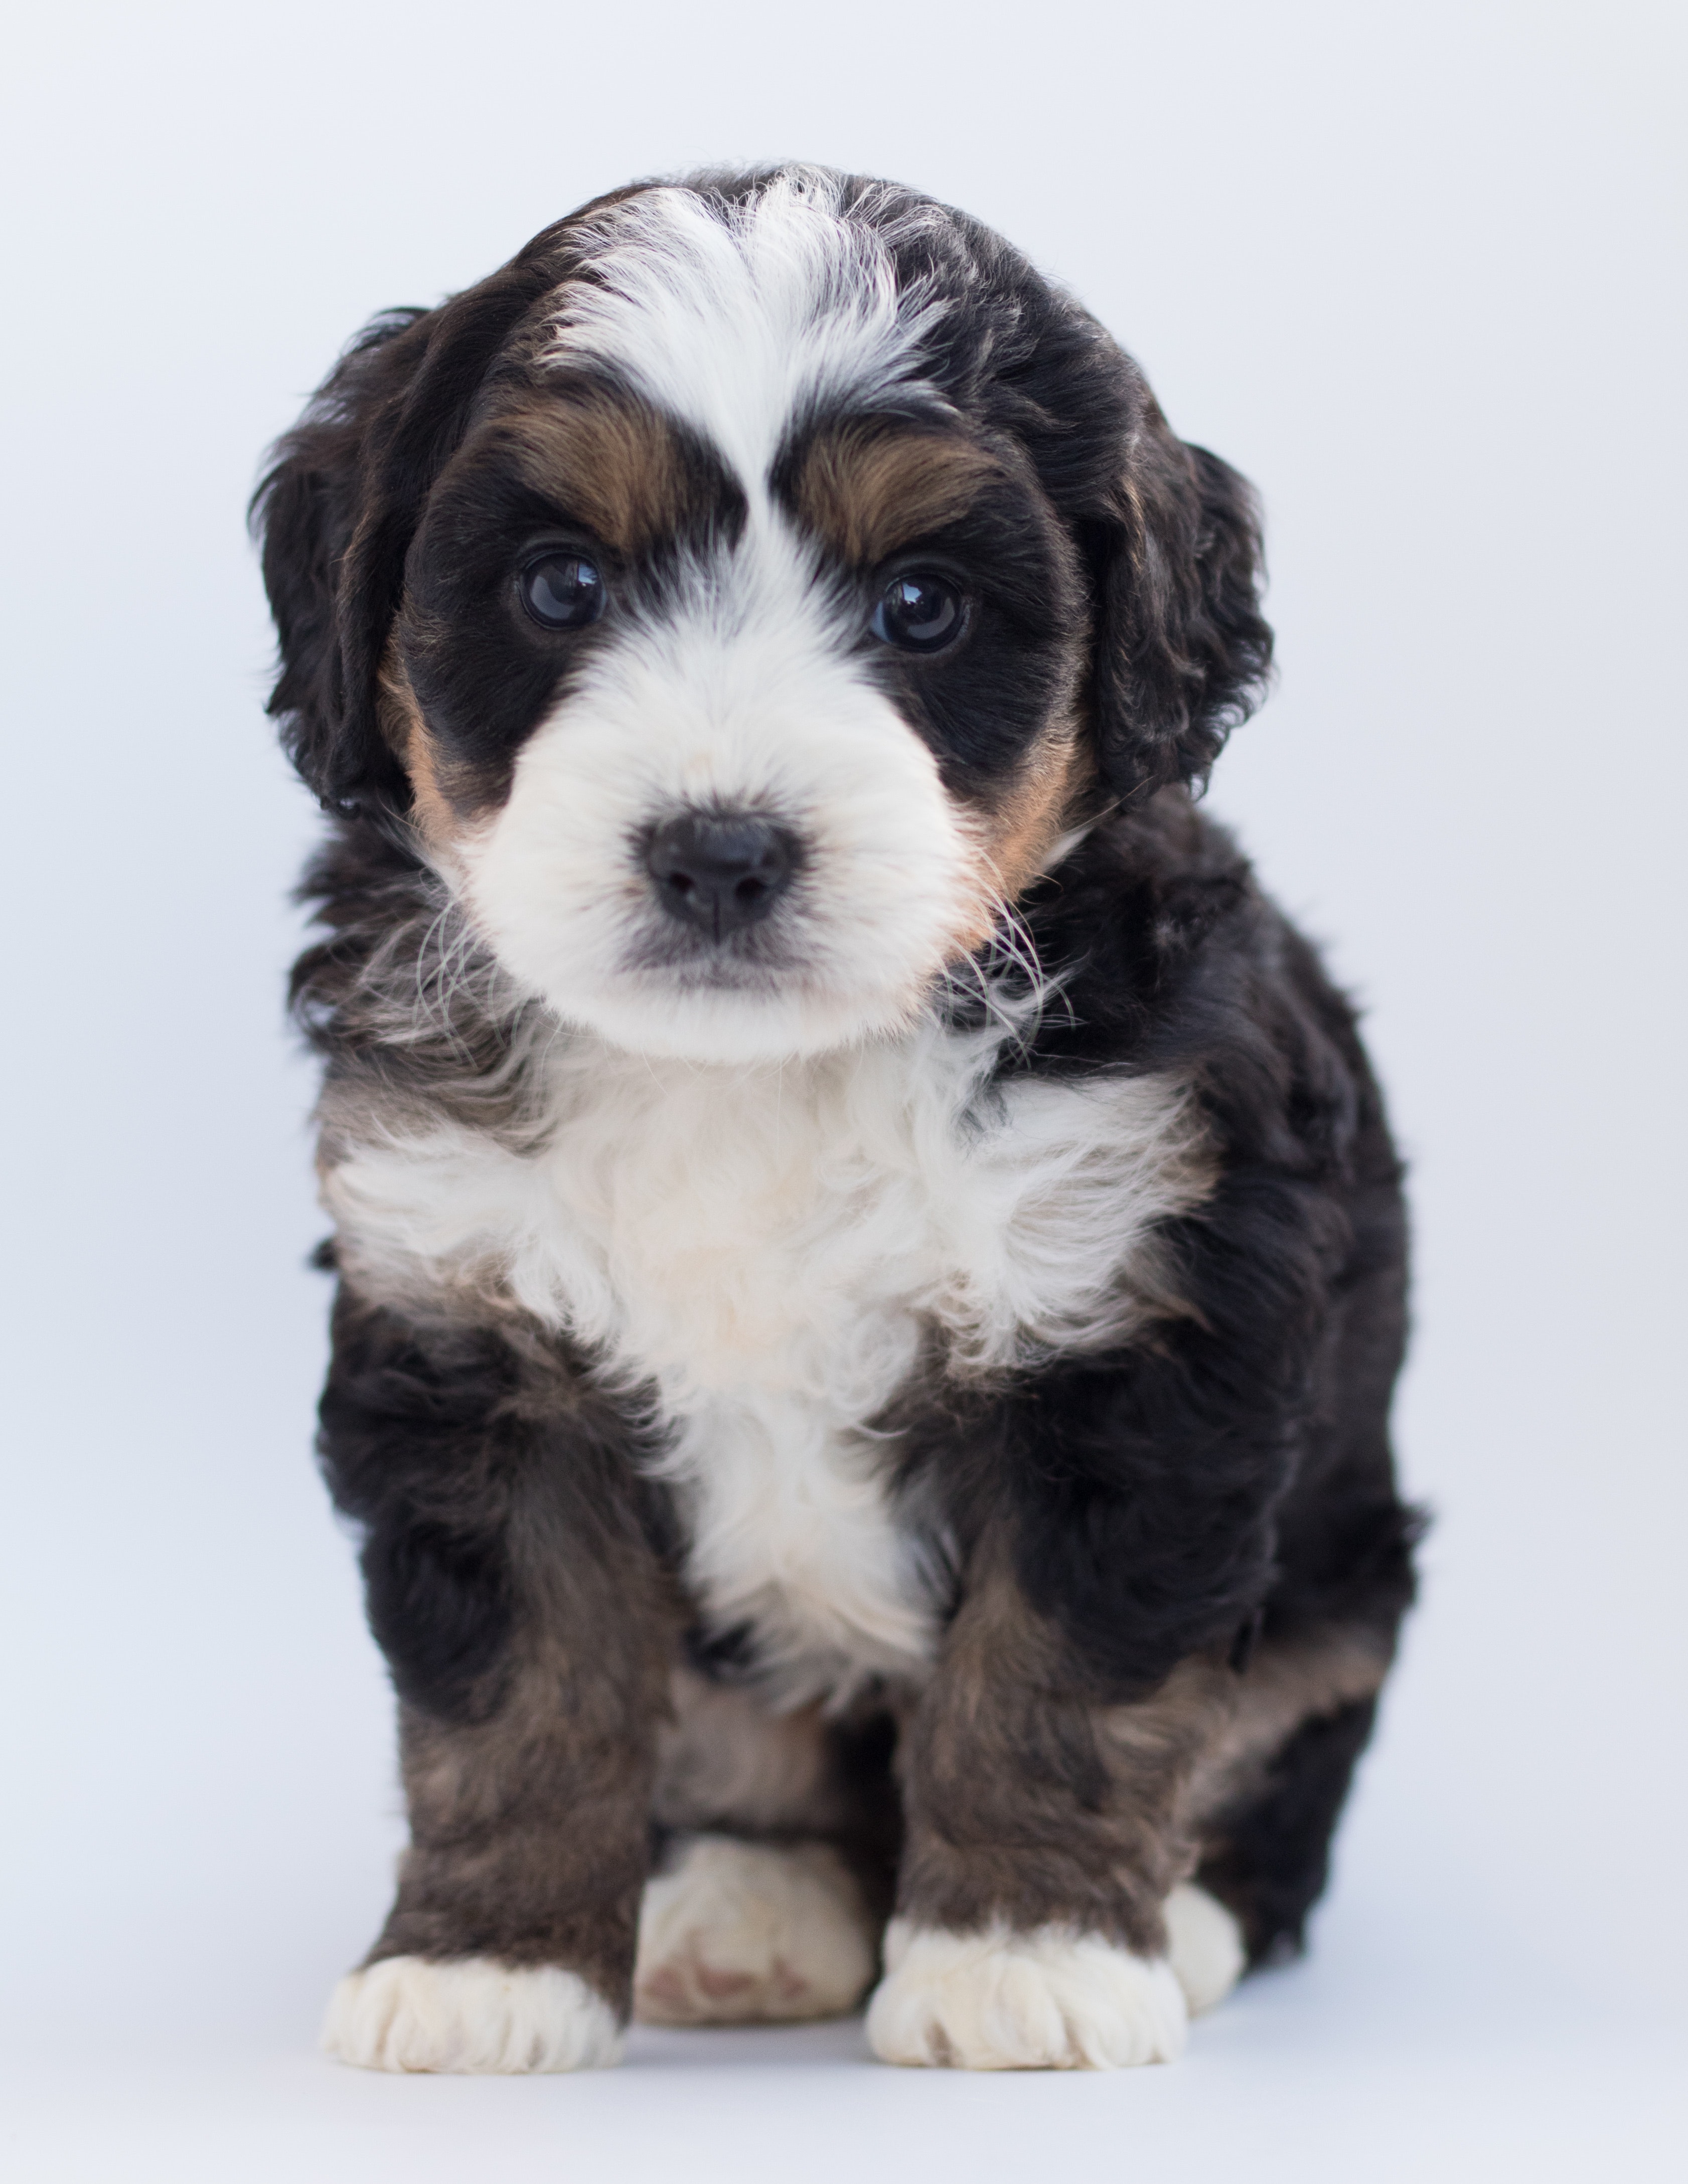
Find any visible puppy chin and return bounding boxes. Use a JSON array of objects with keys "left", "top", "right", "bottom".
[{"left": 538, "top": 970, "right": 928, "bottom": 1065}]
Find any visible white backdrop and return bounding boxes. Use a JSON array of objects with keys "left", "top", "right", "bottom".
[{"left": 2, "top": 4, "right": 1682, "bottom": 2178}]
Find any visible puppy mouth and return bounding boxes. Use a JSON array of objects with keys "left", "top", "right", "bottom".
[
  {"left": 620, "top": 924, "right": 804, "bottom": 984},
  {"left": 584, "top": 840, "right": 962, "bottom": 1058}
]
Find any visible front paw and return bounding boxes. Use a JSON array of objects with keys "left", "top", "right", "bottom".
[
  {"left": 322, "top": 1955, "right": 623, "bottom": 2073},
  {"left": 865, "top": 1920, "right": 1187, "bottom": 2070}
]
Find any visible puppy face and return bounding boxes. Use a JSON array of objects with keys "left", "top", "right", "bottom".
[
  {"left": 387, "top": 184, "right": 1088, "bottom": 1062},
  {"left": 259, "top": 168, "right": 1272, "bottom": 1063}
]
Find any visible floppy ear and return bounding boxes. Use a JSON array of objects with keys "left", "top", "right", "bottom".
[
  {"left": 1089, "top": 402, "right": 1273, "bottom": 799},
  {"left": 251, "top": 227, "right": 588, "bottom": 813},
  {"left": 251, "top": 308, "right": 428, "bottom": 811}
]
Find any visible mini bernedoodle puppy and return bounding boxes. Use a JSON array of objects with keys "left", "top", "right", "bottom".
[{"left": 257, "top": 164, "right": 1419, "bottom": 2074}]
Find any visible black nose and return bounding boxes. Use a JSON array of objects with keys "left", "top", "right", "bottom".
[{"left": 645, "top": 811, "right": 799, "bottom": 939}]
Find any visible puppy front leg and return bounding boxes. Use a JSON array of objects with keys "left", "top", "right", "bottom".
[
  {"left": 328, "top": 1666, "right": 662, "bottom": 2073},
  {"left": 317, "top": 1289, "right": 674, "bottom": 2073},
  {"left": 868, "top": 1555, "right": 1234, "bottom": 2071}
]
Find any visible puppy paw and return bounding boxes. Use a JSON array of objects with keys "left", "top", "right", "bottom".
[
  {"left": 865, "top": 1919, "right": 1187, "bottom": 2070},
  {"left": 322, "top": 1955, "right": 623, "bottom": 2073},
  {"left": 1163, "top": 1883, "right": 1246, "bottom": 2015},
  {"left": 635, "top": 1834, "right": 878, "bottom": 2025}
]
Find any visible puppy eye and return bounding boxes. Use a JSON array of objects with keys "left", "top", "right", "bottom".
[
  {"left": 870, "top": 572, "right": 966, "bottom": 654},
  {"left": 520, "top": 552, "right": 605, "bottom": 630}
]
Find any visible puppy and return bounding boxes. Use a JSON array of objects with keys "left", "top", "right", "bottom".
[{"left": 256, "top": 164, "right": 1418, "bottom": 2073}]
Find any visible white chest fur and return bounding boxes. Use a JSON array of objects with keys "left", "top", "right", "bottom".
[{"left": 325, "top": 1024, "right": 1212, "bottom": 1703}]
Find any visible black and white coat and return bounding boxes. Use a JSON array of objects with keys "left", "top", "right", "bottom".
[{"left": 258, "top": 166, "right": 1418, "bottom": 2074}]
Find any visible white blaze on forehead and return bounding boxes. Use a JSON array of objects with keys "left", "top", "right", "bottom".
[{"left": 547, "top": 171, "right": 949, "bottom": 489}]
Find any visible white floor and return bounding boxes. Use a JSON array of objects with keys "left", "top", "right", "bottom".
[{"left": 5, "top": 1868, "right": 1680, "bottom": 2184}]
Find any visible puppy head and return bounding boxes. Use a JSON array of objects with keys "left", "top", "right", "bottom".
[{"left": 256, "top": 167, "right": 1270, "bottom": 1062}]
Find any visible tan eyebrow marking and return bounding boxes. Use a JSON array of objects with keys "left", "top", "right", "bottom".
[
  {"left": 495, "top": 394, "right": 701, "bottom": 555},
  {"left": 792, "top": 425, "right": 999, "bottom": 565}
]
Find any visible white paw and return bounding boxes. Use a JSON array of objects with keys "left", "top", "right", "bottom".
[
  {"left": 865, "top": 1919, "right": 1187, "bottom": 2070},
  {"left": 322, "top": 1955, "right": 623, "bottom": 2073},
  {"left": 1164, "top": 1883, "right": 1246, "bottom": 2015},
  {"left": 634, "top": 1834, "right": 878, "bottom": 2025}
]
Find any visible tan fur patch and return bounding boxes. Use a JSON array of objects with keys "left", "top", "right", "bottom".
[
  {"left": 793, "top": 419, "right": 1097, "bottom": 931},
  {"left": 497, "top": 395, "right": 696, "bottom": 556},
  {"left": 953, "top": 716, "right": 1094, "bottom": 946},
  {"left": 379, "top": 396, "right": 705, "bottom": 838},
  {"left": 378, "top": 647, "right": 463, "bottom": 848},
  {"left": 793, "top": 426, "right": 998, "bottom": 567}
]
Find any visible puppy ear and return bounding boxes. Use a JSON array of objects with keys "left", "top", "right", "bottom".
[
  {"left": 251, "top": 309, "right": 428, "bottom": 811},
  {"left": 251, "top": 230, "right": 583, "bottom": 813},
  {"left": 1088, "top": 404, "right": 1273, "bottom": 799}
]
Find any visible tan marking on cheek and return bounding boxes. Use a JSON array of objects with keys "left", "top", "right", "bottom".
[
  {"left": 945, "top": 713, "right": 1098, "bottom": 954},
  {"left": 379, "top": 647, "right": 474, "bottom": 851},
  {"left": 795, "top": 428, "right": 998, "bottom": 565}
]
